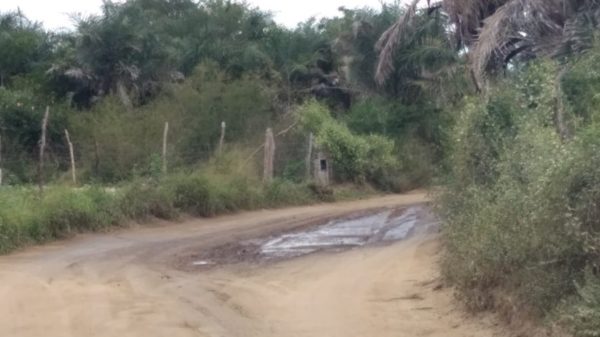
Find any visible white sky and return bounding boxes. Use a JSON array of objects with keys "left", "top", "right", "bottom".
[{"left": 0, "top": 0, "right": 396, "bottom": 31}]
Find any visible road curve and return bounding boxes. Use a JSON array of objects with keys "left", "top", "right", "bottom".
[{"left": 0, "top": 191, "right": 502, "bottom": 337}]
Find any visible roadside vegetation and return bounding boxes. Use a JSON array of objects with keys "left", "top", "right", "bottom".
[
  {"left": 0, "top": 2, "right": 435, "bottom": 255},
  {"left": 371, "top": 1, "right": 600, "bottom": 335},
  {"left": 0, "top": 152, "right": 375, "bottom": 254},
  {"left": 2, "top": 0, "right": 600, "bottom": 335},
  {"left": 438, "top": 59, "right": 600, "bottom": 334}
]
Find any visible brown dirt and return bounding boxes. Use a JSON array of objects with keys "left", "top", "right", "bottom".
[{"left": 0, "top": 191, "right": 504, "bottom": 337}]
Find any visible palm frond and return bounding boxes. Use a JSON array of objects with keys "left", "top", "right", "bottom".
[
  {"left": 442, "top": 0, "right": 509, "bottom": 46},
  {"left": 374, "top": 0, "right": 421, "bottom": 85},
  {"left": 470, "top": 0, "right": 524, "bottom": 81},
  {"left": 64, "top": 67, "right": 92, "bottom": 80},
  {"left": 451, "top": 0, "right": 600, "bottom": 82}
]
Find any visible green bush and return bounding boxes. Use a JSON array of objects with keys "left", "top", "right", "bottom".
[
  {"left": 119, "top": 181, "right": 177, "bottom": 220},
  {"left": 439, "top": 59, "right": 600, "bottom": 327},
  {"left": 165, "top": 173, "right": 214, "bottom": 216},
  {"left": 298, "top": 101, "right": 401, "bottom": 188},
  {"left": 39, "top": 187, "right": 122, "bottom": 237},
  {"left": 0, "top": 187, "right": 37, "bottom": 252},
  {"left": 442, "top": 128, "right": 575, "bottom": 311},
  {"left": 394, "top": 137, "right": 436, "bottom": 190},
  {"left": 0, "top": 186, "right": 122, "bottom": 253},
  {"left": 211, "top": 175, "right": 267, "bottom": 211},
  {"left": 265, "top": 179, "right": 315, "bottom": 206}
]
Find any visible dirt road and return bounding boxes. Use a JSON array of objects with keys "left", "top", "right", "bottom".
[{"left": 0, "top": 192, "right": 502, "bottom": 337}]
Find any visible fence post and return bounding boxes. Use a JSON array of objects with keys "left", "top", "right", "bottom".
[
  {"left": 38, "top": 106, "right": 50, "bottom": 195},
  {"left": 64, "top": 129, "right": 77, "bottom": 185},
  {"left": 305, "top": 132, "right": 313, "bottom": 180},
  {"left": 162, "top": 122, "right": 169, "bottom": 174},
  {"left": 219, "top": 121, "right": 226, "bottom": 154},
  {"left": 263, "top": 128, "right": 275, "bottom": 183}
]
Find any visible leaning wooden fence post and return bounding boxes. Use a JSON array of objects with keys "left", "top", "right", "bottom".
[
  {"left": 218, "top": 121, "right": 226, "bottom": 154},
  {"left": 263, "top": 128, "right": 275, "bottom": 183},
  {"left": 64, "top": 129, "right": 77, "bottom": 185},
  {"left": 162, "top": 122, "right": 169, "bottom": 174},
  {"left": 305, "top": 132, "right": 313, "bottom": 180},
  {"left": 38, "top": 106, "right": 50, "bottom": 195}
]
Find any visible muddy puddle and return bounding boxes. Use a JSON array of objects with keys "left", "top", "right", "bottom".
[
  {"left": 259, "top": 206, "right": 426, "bottom": 259},
  {"left": 182, "top": 205, "right": 436, "bottom": 269}
]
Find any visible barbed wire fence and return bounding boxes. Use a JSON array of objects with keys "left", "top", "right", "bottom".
[{"left": 0, "top": 110, "right": 320, "bottom": 188}]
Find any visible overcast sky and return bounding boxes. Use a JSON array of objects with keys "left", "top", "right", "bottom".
[{"left": 0, "top": 0, "right": 396, "bottom": 31}]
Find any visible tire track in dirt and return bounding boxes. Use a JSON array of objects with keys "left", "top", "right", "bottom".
[{"left": 0, "top": 191, "right": 503, "bottom": 337}]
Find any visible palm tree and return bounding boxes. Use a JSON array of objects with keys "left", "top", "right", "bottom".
[
  {"left": 48, "top": 0, "right": 184, "bottom": 108},
  {"left": 0, "top": 11, "right": 49, "bottom": 88},
  {"left": 373, "top": 1, "right": 467, "bottom": 102},
  {"left": 376, "top": 0, "right": 600, "bottom": 86}
]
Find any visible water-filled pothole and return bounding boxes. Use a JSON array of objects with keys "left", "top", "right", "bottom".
[
  {"left": 184, "top": 205, "right": 436, "bottom": 268},
  {"left": 259, "top": 206, "right": 426, "bottom": 259}
]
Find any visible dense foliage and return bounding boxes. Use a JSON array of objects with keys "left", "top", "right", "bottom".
[
  {"left": 3, "top": 0, "right": 600, "bottom": 334},
  {"left": 0, "top": 0, "right": 444, "bottom": 185},
  {"left": 439, "top": 52, "right": 600, "bottom": 336}
]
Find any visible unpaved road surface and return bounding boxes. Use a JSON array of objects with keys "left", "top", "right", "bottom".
[{"left": 0, "top": 192, "right": 502, "bottom": 337}]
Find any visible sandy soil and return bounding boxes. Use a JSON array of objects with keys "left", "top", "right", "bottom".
[{"left": 0, "top": 191, "right": 503, "bottom": 337}]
